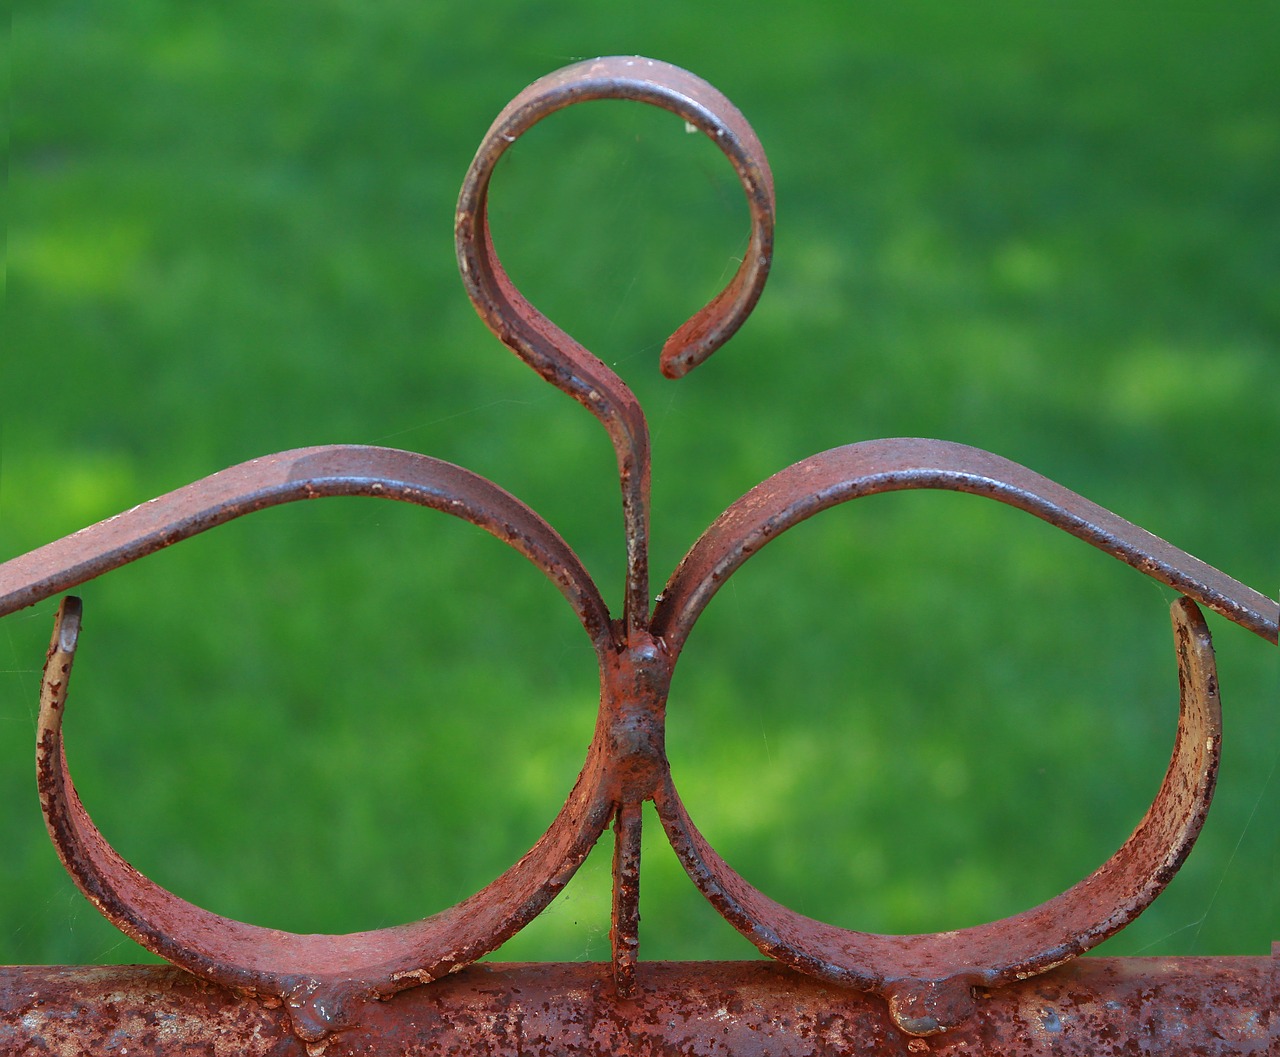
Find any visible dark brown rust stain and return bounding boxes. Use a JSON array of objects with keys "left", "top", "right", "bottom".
[{"left": 2, "top": 55, "right": 1277, "bottom": 1047}]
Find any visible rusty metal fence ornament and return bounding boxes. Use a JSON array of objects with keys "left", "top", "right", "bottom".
[{"left": 3, "top": 57, "right": 1277, "bottom": 1054}]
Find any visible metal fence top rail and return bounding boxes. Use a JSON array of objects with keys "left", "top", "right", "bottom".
[{"left": 2, "top": 56, "right": 1276, "bottom": 1054}]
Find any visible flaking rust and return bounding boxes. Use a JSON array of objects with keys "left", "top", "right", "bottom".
[
  {"left": 1, "top": 56, "right": 1276, "bottom": 1049},
  {"left": 3, "top": 959, "right": 1275, "bottom": 1055}
]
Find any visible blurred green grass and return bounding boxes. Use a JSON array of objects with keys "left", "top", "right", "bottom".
[{"left": 3, "top": 1, "right": 1277, "bottom": 969}]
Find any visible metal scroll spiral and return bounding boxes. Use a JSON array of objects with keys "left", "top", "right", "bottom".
[{"left": 3, "top": 57, "right": 1276, "bottom": 1043}]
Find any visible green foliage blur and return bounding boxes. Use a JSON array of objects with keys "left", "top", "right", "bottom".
[{"left": 4, "top": 1, "right": 1276, "bottom": 969}]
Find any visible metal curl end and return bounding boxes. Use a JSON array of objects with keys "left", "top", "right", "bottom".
[
  {"left": 36, "top": 597, "right": 81, "bottom": 743},
  {"left": 455, "top": 56, "right": 776, "bottom": 630}
]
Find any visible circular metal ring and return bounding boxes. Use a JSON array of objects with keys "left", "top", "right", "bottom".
[
  {"left": 454, "top": 56, "right": 776, "bottom": 632},
  {"left": 456, "top": 55, "right": 775, "bottom": 388},
  {"left": 651, "top": 438, "right": 1223, "bottom": 1035},
  {"left": 33, "top": 445, "right": 621, "bottom": 1042}
]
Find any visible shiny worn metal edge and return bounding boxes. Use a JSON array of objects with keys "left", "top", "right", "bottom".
[{"left": 3, "top": 956, "right": 1275, "bottom": 1057}]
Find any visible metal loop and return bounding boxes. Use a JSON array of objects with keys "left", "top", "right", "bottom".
[
  {"left": 647, "top": 437, "right": 1254, "bottom": 1034},
  {"left": 456, "top": 55, "right": 775, "bottom": 386},
  {"left": 29, "top": 448, "right": 625, "bottom": 1041},
  {"left": 646, "top": 436, "right": 1259, "bottom": 1033},
  {"left": 456, "top": 55, "right": 776, "bottom": 631}
]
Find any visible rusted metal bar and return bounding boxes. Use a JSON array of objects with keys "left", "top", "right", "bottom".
[{"left": 4, "top": 957, "right": 1274, "bottom": 1056}]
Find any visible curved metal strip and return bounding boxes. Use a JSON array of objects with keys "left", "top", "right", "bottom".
[
  {"left": 36, "top": 599, "right": 617, "bottom": 1039},
  {"left": 457, "top": 55, "right": 775, "bottom": 385},
  {"left": 17, "top": 446, "right": 621, "bottom": 1040},
  {"left": 652, "top": 597, "right": 1222, "bottom": 1035},
  {"left": 653, "top": 437, "right": 1278, "bottom": 649},
  {"left": 456, "top": 55, "right": 776, "bottom": 630},
  {"left": 0, "top": 444, "right": 612, "bottom": 648}
]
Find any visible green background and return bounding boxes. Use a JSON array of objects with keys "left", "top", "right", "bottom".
[{"left": 4, "top": 1, "right": 1277, "bottom": 969}]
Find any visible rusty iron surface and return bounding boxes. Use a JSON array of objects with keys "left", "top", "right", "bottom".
[
  {"left": 4, "top": 958, "right": 1276, "bottom": 1056},
  {"left": 23, "top": 538, "right": 1237, "bottom": 1039},
  {"left": 455, "top": 56, "right": 777, "bottom": 635},
  {"left": 2, "top": 55, "right": 1277, "bottom": 1048}
]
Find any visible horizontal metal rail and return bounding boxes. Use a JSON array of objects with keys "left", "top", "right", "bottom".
[{"left": 5, "top": 956, "right": 1274, "bottom": 1056}]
